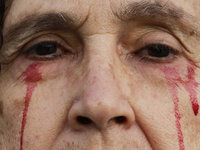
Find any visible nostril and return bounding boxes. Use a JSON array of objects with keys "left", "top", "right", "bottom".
[
  {"left": 114, "top": 116, "right": 126, "bottom": 124},
  {"left": 77, "top": 116, "right": 92, "bottom": 125}
]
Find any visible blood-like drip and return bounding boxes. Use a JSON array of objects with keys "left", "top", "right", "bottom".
[
  {"left": 162, "top": 66, "right": 185, "bottom": 150},
  {"left": 162, "top": 64, "right": 199, "bottom": 150},
  {"left": 20, "top": 63, "right": 42, "bottom": 150},
  {"left": 182, "top": 65, "right": 199, "bottom": 116}
]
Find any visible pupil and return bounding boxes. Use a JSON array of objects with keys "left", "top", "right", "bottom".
[
  {"left": 148, "top": 45, "right": 170, "bottom": 57},
  {"left": 35, "top": 44, "right": 57, "bottom": 55}
]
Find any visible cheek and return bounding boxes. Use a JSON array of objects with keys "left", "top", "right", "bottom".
[
  {"left": 36, "top": 59, "right": 75, "bottom": 81},
  {"left": 39, "top": 62, "right": 66, "bottom": 80}
]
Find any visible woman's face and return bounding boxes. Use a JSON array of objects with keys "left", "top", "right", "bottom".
[{"left": 0, "top": 0, "right": 200, "bottom": 149}]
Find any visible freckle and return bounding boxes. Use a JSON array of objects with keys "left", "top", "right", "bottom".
[
  {"left": 0, "top": 101, "right": 4, "bottom": 115},
  {"left": 190, "top": 31, "right": 195, "bottom": 36},
  {"left": 35, "top": 135, "right": 40, "bottom": 139},
  {"left": 25, "top": 140, "right": 30, "bottom": 145},
  {"left": 98, "top": 102, "right": 102, "bottom": 106},
  {"left": 151, "top": 94, "right": 158, "bottom": 99},
  {"left": 92, "top": 76, "right": 97, "bottom": 84}
]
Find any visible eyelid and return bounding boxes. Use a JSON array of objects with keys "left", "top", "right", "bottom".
[
  {"left": 133, "top": 43, "right": 179, "bottom": 63},
  {"left": 132, "top": 42, "right": 180, "bottom": 63},
  {"left": 122, "top": 31, "right": 184, "bottom": 63},
  {"left": 135, "top": 32, "right": 182, "bottom": 51},
  {"left": 137, "top": 43, "right": 179, "bottom": 55},
  {"left": 21, "top": 34, "right": 74, "bottom": 54}
]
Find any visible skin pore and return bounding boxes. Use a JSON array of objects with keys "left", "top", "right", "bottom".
[{"left": 0, "top": 0, "right": 200, "bottom": 149}]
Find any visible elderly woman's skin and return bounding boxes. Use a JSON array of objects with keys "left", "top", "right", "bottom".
[{"left": 0, "top": 0, "right": 200, "bottom": 149}]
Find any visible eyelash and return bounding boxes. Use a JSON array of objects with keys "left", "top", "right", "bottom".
[
  {"left": 130, "top": 43, "right": 179, "bottom": 63},
  {"left": 23, "top": 40, "right": 74, "bottom": 61}
]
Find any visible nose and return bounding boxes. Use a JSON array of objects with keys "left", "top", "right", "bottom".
[
  {"left": 68, "top": 96, "right": 135, "bottom": 131},
  {"left": 68, "top": 61, "right": 135, "bottom": 131}
]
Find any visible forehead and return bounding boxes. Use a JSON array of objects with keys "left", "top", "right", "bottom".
[{"left": 4, "top": 0, "right": 199, "bottom": 25}]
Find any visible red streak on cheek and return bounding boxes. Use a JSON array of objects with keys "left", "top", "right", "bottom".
[
  {"left": 182, "top": 65, "right": 199, "bottom": 116},
  {"left": 162, "top": 66, "right": 185, "bottom": 150},
  {"left": 162, "top": 64, "right": 200, "bottom": 149},
  {"left": 20, "top": 63, "right": 42, "bottom": 150}
]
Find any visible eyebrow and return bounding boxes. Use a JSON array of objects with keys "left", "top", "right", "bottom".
[
  {"left": 116, "top": 1, "right": 199, "bottom": 36},
  {"left": 0, "top": 12, "right": 83, "bottom": 64},
  {"left": 3, "top": 12, "right": 82, "bottom": 44}
]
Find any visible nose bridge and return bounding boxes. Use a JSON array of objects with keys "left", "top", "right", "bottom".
[
  {"left": 85, "top": 61, "right": 117, "bottom": 101},
  {"left": 83, "top": 34, "right": 119, "bottom": 105}
]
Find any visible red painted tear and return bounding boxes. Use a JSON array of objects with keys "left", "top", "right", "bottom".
[
  {"left": 182, "top": 65, "right": 199, "bottom": 116},
  {"left": 162, "top": 66, "right": 185, "bottom": 150},
  {"left": 162, "top": 64, "right": 199, "bottom": 150},
  {"left": 20, "top": 63, "right": 42, "bottom": 150}
]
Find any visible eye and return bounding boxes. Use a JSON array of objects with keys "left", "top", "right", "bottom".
[
  {"left": 134, "top": 44, "right": 178, "bottom": 62},
  {"left": 144, "top": 44, "right": 170, "bottom": 57},
  {"left": 23, "top": 41, "right": 65, "bottom": 60},
  {"left": 31, "top": 41, "right": 58, "bottom": 56},
  {"left": 21, "top": 34, "right": 78, "bottom": 61},
  {"left": 23, "top": 38, "right": 74, "bottom": 61}
]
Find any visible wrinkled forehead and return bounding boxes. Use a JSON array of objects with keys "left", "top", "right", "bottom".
[{"left": 4, "top": 0, "right": 199, "bottom": 25}]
